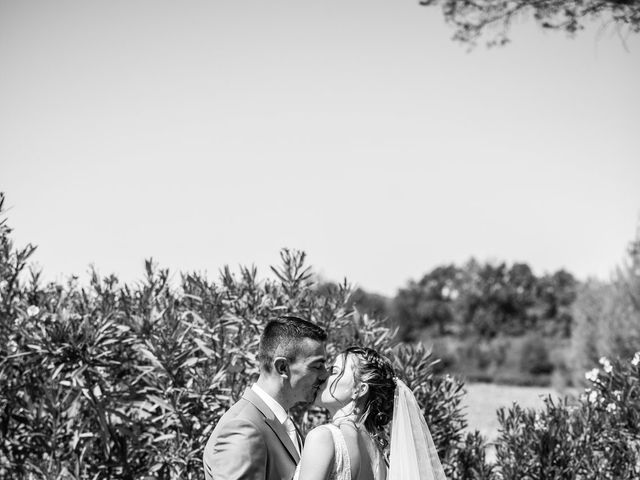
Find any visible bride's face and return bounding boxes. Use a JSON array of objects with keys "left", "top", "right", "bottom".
[{"left": 316, "top": 353, "right": 358, "bottom": 412}]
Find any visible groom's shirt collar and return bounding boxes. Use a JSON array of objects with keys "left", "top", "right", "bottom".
[{"left": 251, "top": 383, "right": 288, "bottom": 423}]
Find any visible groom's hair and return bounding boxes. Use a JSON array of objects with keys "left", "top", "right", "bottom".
[{"left": 258, "top": 315, "right": 327, "bottom": 372}]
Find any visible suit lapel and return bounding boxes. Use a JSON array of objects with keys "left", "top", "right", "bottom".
[
  {"left": 265, "top": 417, "right": 301, "bottom": 463},
  {"left": 242, "top": 388, "right": 301, "bottom": 463}
]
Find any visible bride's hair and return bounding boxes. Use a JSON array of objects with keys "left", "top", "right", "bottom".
[{"left": 341, "top": 346, "right": 396, "bottom": 440}]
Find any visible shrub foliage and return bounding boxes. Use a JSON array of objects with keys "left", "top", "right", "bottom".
[
  {"left": 0, "top": 194, "right": 470, "bottom": 479},
  {"left": 496, "top": 354, "right": 640, "bottom": 479}
]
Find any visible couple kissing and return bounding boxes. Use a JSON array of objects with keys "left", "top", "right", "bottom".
[{"left": 203, "top": 315, "right": 446, "bottom": 480}]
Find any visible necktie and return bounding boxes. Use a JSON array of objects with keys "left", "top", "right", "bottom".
[{"left": 284, "top": 416, "right": 302, "bottom": 454}]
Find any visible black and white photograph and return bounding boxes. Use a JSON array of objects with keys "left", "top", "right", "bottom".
[{"left": 1, "top": 1, "right": 639, "bottom": 479}]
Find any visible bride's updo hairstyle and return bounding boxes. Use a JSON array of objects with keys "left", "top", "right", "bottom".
[{"left": 340, "top": 346, "right": 396, "bottom": 436}]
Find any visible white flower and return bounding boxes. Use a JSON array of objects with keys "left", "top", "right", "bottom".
[
  {"left": 26, "top": 305, "right": 40, "bottom": 317},
  {"left": 588, "top": 390, "right": 599, "bottom": 404},
  {"left": 585, "top": 368, "right": 600, "bottom": 382},
  {"left": 632, "top": 352, "right": 640, "bottom": 367},
  {"left": 533, "top": 413, "right": 547, "bottom": 431},
  {"left": 606, "top": 403, "right": 617, "bottom": 413},
  {"left": 92, "top": 384, "right": 102, "bottom": 399},
  {"left": 599, "top": 357, "right": 613, "bottom": 373},
  {"left": 613, "top": 390, "right": 622, "bottom": 401}
]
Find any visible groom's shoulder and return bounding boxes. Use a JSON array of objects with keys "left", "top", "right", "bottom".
[
  {"left": 216, "top": 390, "right": 266, "bottom": 427},
  {"left": 203, "top": 392, "right": 271, "bottom": 477},
  {"left": 224, "top": 396, "right": 259, "bottom": 419}
]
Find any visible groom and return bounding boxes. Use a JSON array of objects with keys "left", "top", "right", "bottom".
[{"left": 203, "top": 315, "right": 328, "bottom": 480}]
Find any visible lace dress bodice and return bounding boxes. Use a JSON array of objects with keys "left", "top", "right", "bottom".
[{"left": 293, "top": 424, "right": 351, "bottom": 480}]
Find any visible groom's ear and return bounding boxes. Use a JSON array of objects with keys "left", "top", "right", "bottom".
[{"left": 273, "top": 357, "right": 289, "bottom": 377}]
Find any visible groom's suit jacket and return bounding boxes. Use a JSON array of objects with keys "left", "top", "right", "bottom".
[{"left": 203, "top": 388, "right": 301, "bottom": 480}]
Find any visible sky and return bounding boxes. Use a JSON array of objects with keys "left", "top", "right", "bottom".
[{"left": 1, "top": 0, "right": 639, "bottom": 297}]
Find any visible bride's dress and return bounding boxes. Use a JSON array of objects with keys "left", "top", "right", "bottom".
[
  {"left": 293, "top": 424, "right": 384, "bottom": 480},
  {"left": 293, "top": 380, "right": 446, "bottom": 480}
]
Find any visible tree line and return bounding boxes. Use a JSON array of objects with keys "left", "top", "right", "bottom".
[{"left": 341, "top": 231, "right": 640, "bottom": 388}]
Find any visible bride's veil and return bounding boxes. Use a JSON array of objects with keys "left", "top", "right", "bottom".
[{"left": 387, "top": 379, "right": 447, "bottom": 480}]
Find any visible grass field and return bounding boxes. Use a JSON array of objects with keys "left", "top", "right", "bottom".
[{"left": 460, "top": 382, "right": 562, "bottom": 462}]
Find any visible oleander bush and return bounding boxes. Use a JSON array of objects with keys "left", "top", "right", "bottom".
[
  {"left": 494, "top": 354, "right": 640, "bottom": 479},
  {"left": 0, "top": 193, "right": 475, "bottom": 479}
]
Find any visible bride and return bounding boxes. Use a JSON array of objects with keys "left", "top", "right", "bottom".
[{"left": 293, "top": 346, "right": 446, "bottom": 480}]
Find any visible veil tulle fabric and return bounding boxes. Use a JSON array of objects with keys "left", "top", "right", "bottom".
[{"left": 387, "top": 379, "right": 447, "bottom": 480}]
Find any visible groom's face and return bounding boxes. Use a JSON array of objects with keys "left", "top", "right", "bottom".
[{"left": 287, "top": 337, "right": 328, "bottom": 406}]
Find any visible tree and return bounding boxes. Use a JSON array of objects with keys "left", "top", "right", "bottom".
[
  {"left": 460, "top": 261, "right": 535, "bottom": 337},
  {"left": 346, "top": 287, "right": 392, "bottom": 319},
  {"left": 570, "top": 224, "right": 640, "bottom": 385},
  {"left": 536, "top": 269, "right": 577, "bottom": 337},
  {"left": 420, "top": 0, "right": 640, "bottom": 46},
  {"left": 393, "top": 258, "right": 576, "bottom": 340},
  {"left": 393, "top": 264, "right": 463, "bottom": 340}
]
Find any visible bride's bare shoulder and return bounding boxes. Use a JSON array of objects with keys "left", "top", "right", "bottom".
[
  {"left": 305, "top": 424, "right": 335, "bottom": 450},
  {"left": 297, "top": 425, "right": 336, "bottom": 480}
]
